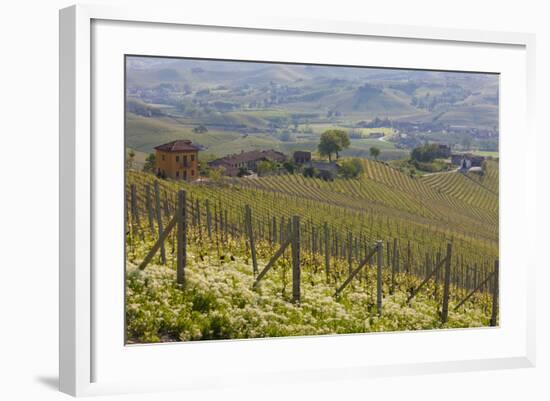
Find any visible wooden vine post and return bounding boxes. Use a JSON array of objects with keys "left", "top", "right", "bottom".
[
  {"left": 163, "top": 192, "right": 170, "bottom": 219},
  {"left": 206, "top": 199, "right": 212, "bottom": 239},
  {"left": 224, "top": 209, "right": 228, "bottom": 240},
  {"left": 291, "top": 215, "right": 301, "bottom": 303},
  {"left": 130, "top": 183, "right": 140, "bottom": 235},
  {"left": 441, "top": 242, "right": 453, "bottom": 323},
  {"left": 434, "top": 249, "right": 441, "bottom": 297},
  {"left": 406, "top": 240, "right": 411, "bottom": 274},
  {"left": 348, "top": 231, "right": 353, "bottom": 276},
  {"left": 324, "top": 222, "right": 330, "bottom": 281},
  {"left": 176, "top": 189, "right": 187, "bottom": 285},
  {"left": 245, "top": 205, "right": 258, "bottom": 276},
  {"left": 334, "top": 246, "right": 378, "bottom": 297},
  {"left": 272, "top": 216, "right": 277, "bottom": 245},
  {"left": 154, "top": 181, "right": 166, "bottom": 264},
  {"left": 390, "top": 238, "right": 397, "bottom": 295},
  {"left": 145, "top": 184, "right": 154, "bottom": 233},
  {"left": 195, "top": 199, "right": 201, "bottom": 233},
  {"left": 376, "top": 241, "right": 383, "bottom": 316},
  {"left": 490, "top": 259, "right": 499, "bottom": 326}
]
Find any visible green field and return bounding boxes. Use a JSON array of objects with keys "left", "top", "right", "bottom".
[
  {"left": 127, "top": 112, "right": 409, "bottom": 162},
  {"left": 470, "top": 150, "right": 499, "bottom": 158}
]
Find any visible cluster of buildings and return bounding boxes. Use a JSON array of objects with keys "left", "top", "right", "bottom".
[
  {"left": 152, "top": 139, "right": 338, "bottom": 181},
  {"left": 451, "top": 153, "right": 485, "bottom": 172},
  {"left": 207, "top": 149, "right": 286, "bottom": 177},
  {"left": 151, "top": 138, "right": 488, "bottom": 181}
]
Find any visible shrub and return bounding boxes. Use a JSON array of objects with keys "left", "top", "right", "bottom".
[{"left": 338, "top": 158, "right": 364, "bottom": 178}]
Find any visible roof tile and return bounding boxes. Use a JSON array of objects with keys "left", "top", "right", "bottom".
[{"left": 154, "top": 140, "right": 200, "bottom": 152}]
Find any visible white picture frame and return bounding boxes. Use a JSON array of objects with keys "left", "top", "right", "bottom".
[{"left": 59, "top": 4, "right": 536, "bottom": 397}]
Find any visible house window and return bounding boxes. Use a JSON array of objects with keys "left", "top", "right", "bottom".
[
  {"left": 162, "top": 155, "right": 165, "bottom": 161},
  {"left": 191, "top": 170, "right": 195, "bottom": 176},
  {"left": 176, "top": 171, "right": 179, "bottom": 177},
  {"left": 191, "top": 155, "right": 195, "bottom": 162},
  {"left": 176, "top": 156, "right": 179, "bottom": 162},
  {"left": 183, "top": 171, "right": 187, "bottom": 180}
]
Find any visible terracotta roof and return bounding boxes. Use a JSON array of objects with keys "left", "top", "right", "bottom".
[{"left": 154, "top": 140, "right": 200, "bottom": 152}]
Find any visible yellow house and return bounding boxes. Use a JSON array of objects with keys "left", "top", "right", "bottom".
[{"left": 154, "top": 140, "right": 200, "bottom": 181}]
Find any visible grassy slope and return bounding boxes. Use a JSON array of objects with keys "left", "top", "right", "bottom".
[
  {"left": 127, "top": 112, "right": 409, "bottom": 161},
  {"left": 126, "top": 113, "right": 283, "bottom": 157}
]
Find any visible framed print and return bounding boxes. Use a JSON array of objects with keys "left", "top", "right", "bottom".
[{"left": 59, "top": 4, "right": 536, "bottom": 397}]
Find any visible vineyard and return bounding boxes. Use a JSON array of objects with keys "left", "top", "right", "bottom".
[{"left": 125, "top": 158, "right": 499, "bottom": 343}]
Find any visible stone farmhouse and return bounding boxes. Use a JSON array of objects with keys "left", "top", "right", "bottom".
[
  {"left": 451, "top": 153, "right": 485, "bottom": 171},
  {"left": 208, "top": 149, "right": 287, "bottom": 177},
  {"left": 293, "top": 151, "right": 312, "bottom": 165},
  {"left": 451, "top": 153, "right": 485, "bottom": 167}
]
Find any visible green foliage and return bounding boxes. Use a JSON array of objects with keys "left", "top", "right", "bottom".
[
  {"left": 369, "top": 146, "right": 381, "bottom": 160},
  {"left": 413, "top": 159, "right": 450, "bottom": 173},
  {"left": 303, "top": 166, "right": 317, "bottom": 178},
  {"left": 143, "top": 153, "right": 156, "bottom": 173},
  {"left": 411, "top": 143, "right": 449, "bottom": 163},
  {"left": 256, "top": 160, "right": 277, "bottom": 176},
  {"left": 126, "top": 149, "right": 136, "bottom": 170},
  {"left": 237, "top": 166, "right": 251, "bottom": 177},
  {"left": 283, "top": 161, "right": 296, "bottom": 174},
  {"left": 338, "top": 158, "right": 364, "bottom": 179},
  {"left": 126, "top": 249, "right": 493, "bottom": 343},
  {"left": 318, "top": 129, "right": 350, "bottom": 161},
  {"left": 193, "top": 124, "right": 208, "bottom": 133},
  {"left": 208, "top": 166, "right": 224, "bottom": 182}
]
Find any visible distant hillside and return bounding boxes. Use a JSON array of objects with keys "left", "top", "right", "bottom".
[{"left": 125, "top": 56, "right": 499, "bottom": 158}]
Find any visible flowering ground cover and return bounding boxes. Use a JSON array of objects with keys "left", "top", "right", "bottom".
[{"left": 126, "top": 244, "right": 491, "bottom": 343}]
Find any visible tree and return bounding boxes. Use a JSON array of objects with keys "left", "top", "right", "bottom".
[
  {"left": 256, "top": 160, "right": 277, "bottom": 176},
  {"left": 411, "top": 143, "right": 448, "bottom": 162},
  {"left": 283, "top": 161, "right": 296, "bottom": 174},
  {"left": 208, "top": 166, "right": 225, "bottom": 182},
  {"left": 193, "top": 124, "right": 208, "bottom": 133},
  {"left": 143, "top": 153, "right": 155, "bottom": 173},
  {"left": 339, "top": 158, "right": 364, "bottom": 178},
  {"left": 318, "top": 129, "right": 350, "bottom": 161},
  {"left": 369, "top": 146, "right": 381, "bottom": 160},
  {"left": 333, "top": 130, "right": 350, "bottom": 159},
  {"left": 126, "top": 149, "right": 135, "bottom": 170},
  {"left": 237, "top": 166, "right": 251, "bottom": 177}
]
